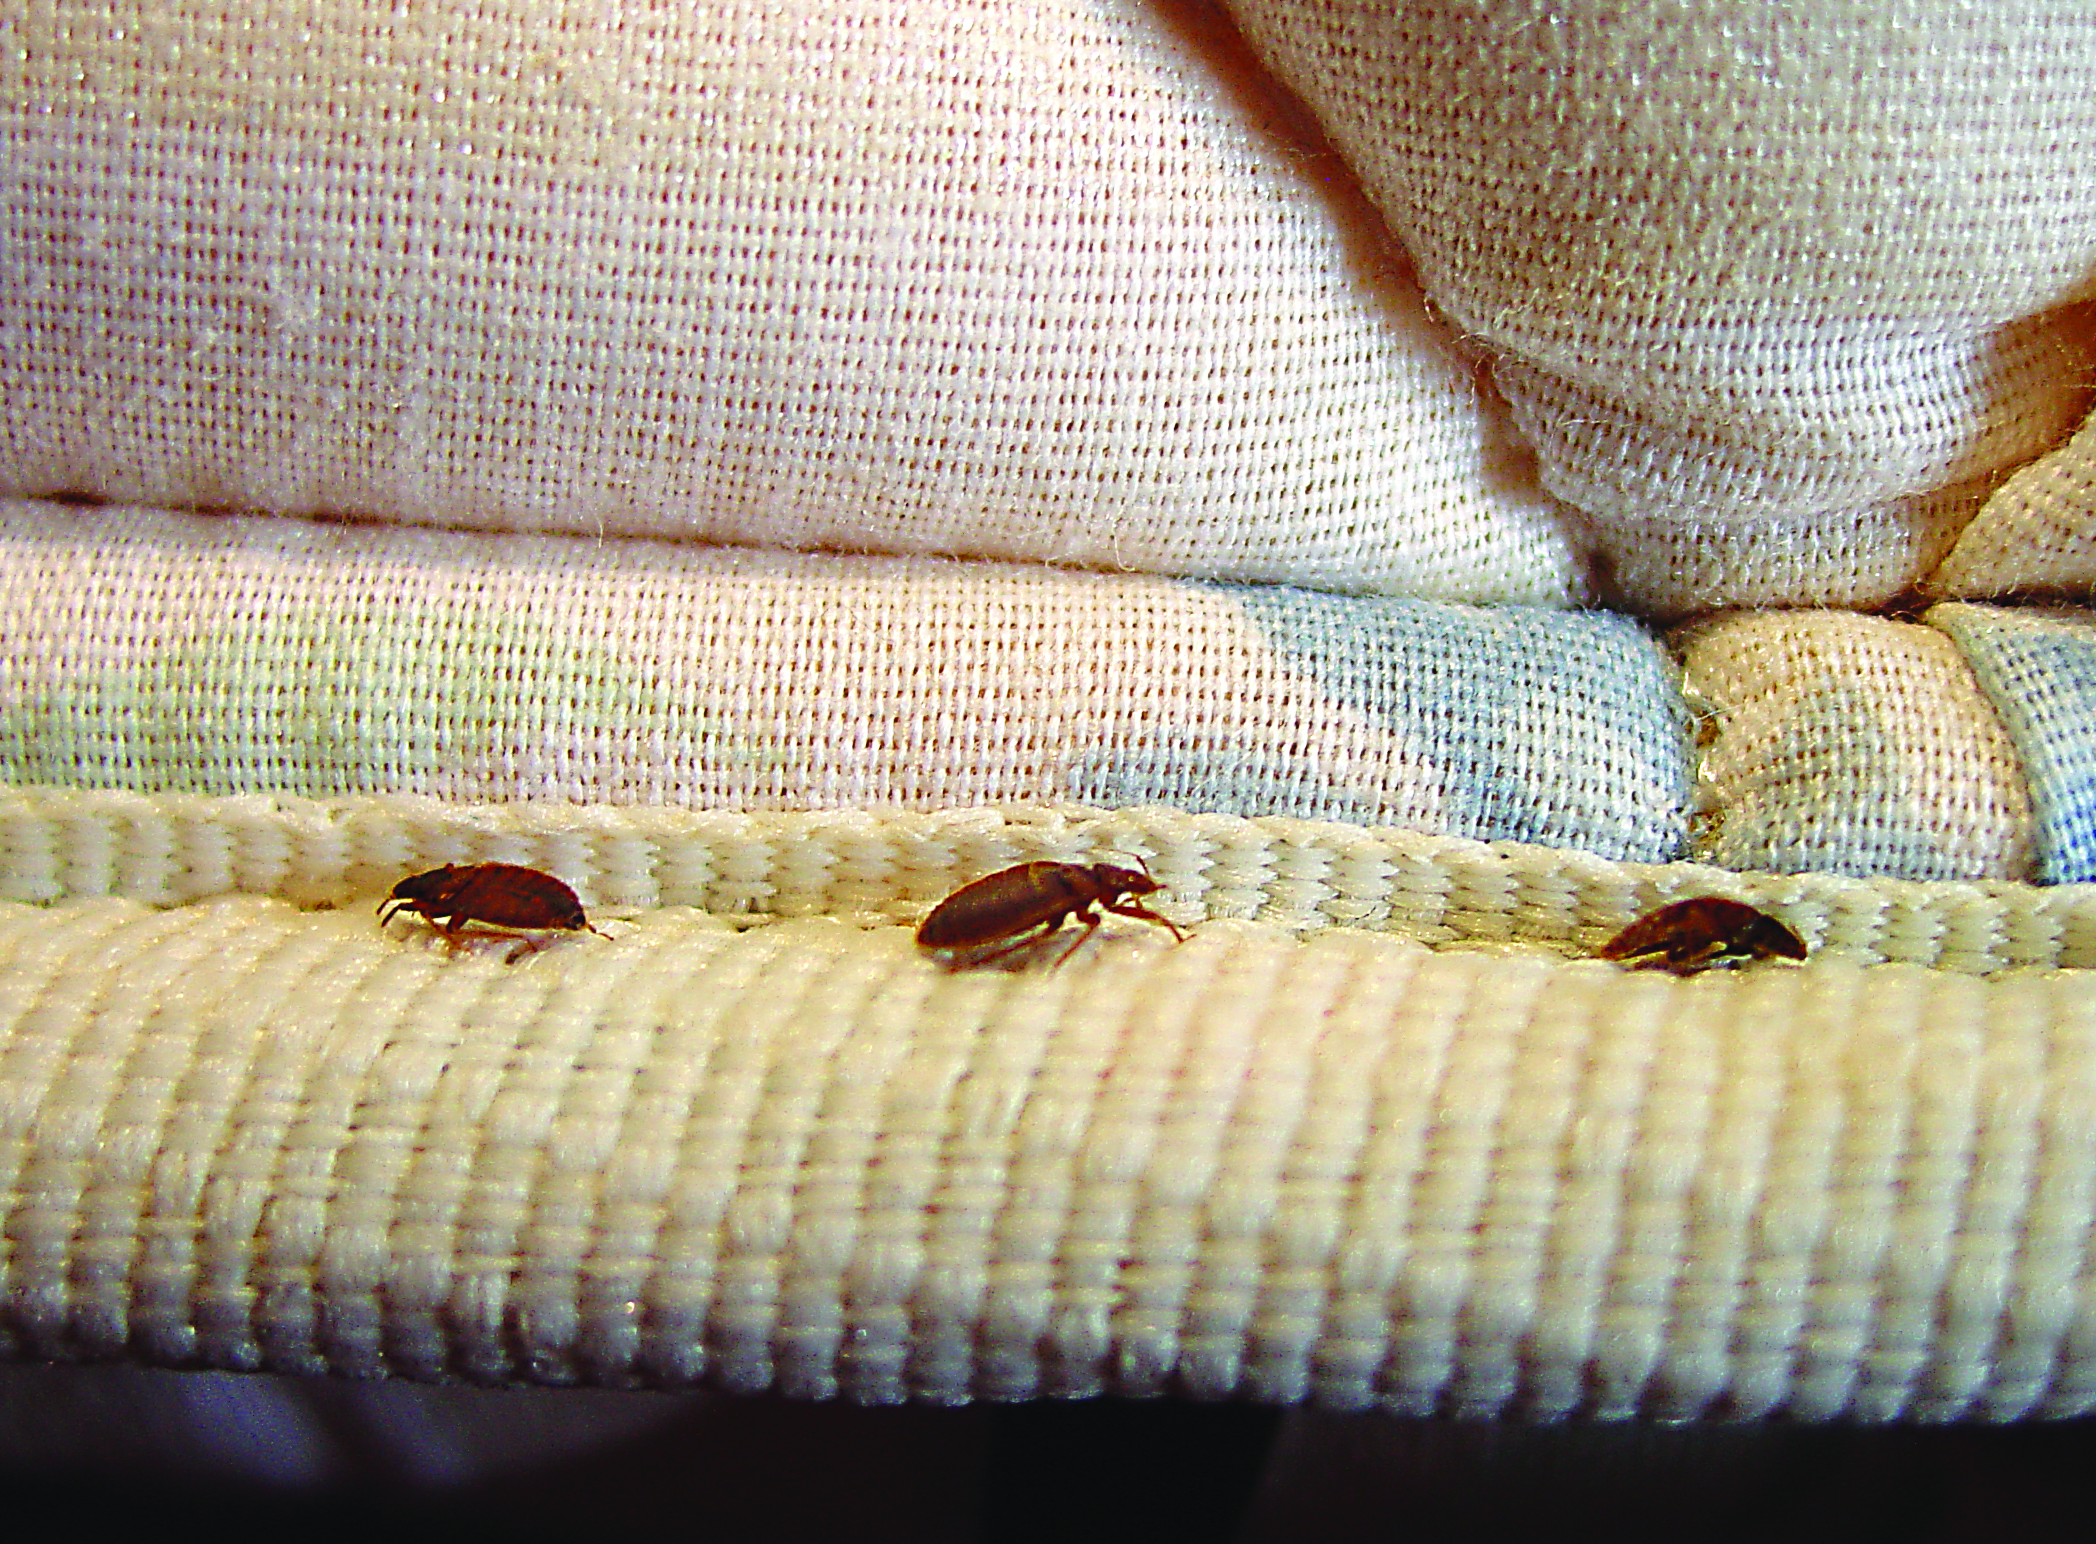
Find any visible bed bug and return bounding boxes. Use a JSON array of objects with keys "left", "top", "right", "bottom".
[
  {"left": 378, "top": 863, "right": 610, "bottom": 952},
  {"left": 916, "top": 860, "right": 1188, "bottom": 967},
  {"left": 1598, "top": 896, "right": 1807, "bottom": 975}
]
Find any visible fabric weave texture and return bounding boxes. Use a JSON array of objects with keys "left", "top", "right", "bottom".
[{"left": 2, "top": 0, "right": 2095, "bottom": 1420}]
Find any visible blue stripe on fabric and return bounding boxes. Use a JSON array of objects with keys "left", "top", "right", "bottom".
[
  {"left": 1067, "top": 582, "right": 1692, "bottom": 862},
  {"left": 1928, "top": 603, "right": 2096, "bottom": 883}
]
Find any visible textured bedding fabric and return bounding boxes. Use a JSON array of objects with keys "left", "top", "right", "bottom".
[
  {"left": 4, "top": 791, "right": 2096, "bottom": 1419},
  {"left": 0, "top": 0, "right": 1589, "bottom": 606},
  {"left": 7, "top": 502, "right": 2096, "bottom": 883},
  {"left": 1225, "top": 0, "right": 2096, "bottom": 615},
  {"left": 1927, "top": 606, "right": 2096, "bottom": 885},
  {"left": 4, "top": 0, "right": 2096, "bottom": 1420},
  {"left": 0, "top": 501, "right": 1691, "bottom": 855},
  {"left": 7, "top": 0, "right": 2093, "bottom": 614}
]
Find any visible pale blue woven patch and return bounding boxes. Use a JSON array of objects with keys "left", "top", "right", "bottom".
[
  {"left": 1928, "top": 603, "right": 2096, "bottom": 883},
  {"left": 1068, "top": 584, "right": 1692, "bottom": 861}
]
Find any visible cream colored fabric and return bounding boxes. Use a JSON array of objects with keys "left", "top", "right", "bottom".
[
  {"left": 1927, "top": 605, "right": 2096, "bottom": 885},
  {"left": 1677, "top": 611, "right": 2035, "bottom": 881},
  {"left": 7, "top": 0, "right": 2096, "bottom": 1425},
  {"left": 0, "top": 500, "right": 1691, "bottom": 858},
  {"left": 1226, "top": 0, "right": 2096, "bottom": 616},
  {"left": 34, "top": 499, "right": 2096, "bottom": 886},
  {"left": 3, "top": 786, "right": 2091, "bottom": 988},
  {"left": 1930, "top": 413, "right": 2096, "bottom": 600},
  {"left": 2, "top": 789, "right": 2094, "bottom": 1417},
  {"left": 0, "top": 0, "right": 1588, "bottom": 605}
]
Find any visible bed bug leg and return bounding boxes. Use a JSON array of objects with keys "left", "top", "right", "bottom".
[{"left": 1102, "top": 895, "right": 1186, "bottom": 940}]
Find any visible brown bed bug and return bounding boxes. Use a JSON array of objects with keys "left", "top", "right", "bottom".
[
  {"left": 916, "top": 860, "right": 1188, "bottom": 967},
  {"left": 1598, "top": 896, "right": 1806, "bottom": 976},
  {"left": 379, "top": 863, "right": 610, "bottom": 951}
]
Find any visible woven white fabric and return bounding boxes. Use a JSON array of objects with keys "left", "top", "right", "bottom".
[
  {"left": 1930, "top": 410, "right": 2096, "bottom": 600},
  {"left": 7, "top": 0, "right": 2096, "bottom": 1428},
  {"left": 1929, "top": 605, "right": 2096, "bottom": 885},
  {"left": 0, "top": 0, "right": 1589, "bottom": 604},
  {"left": 1, "top": 790, "right": 2094, "bottom": 1418},
  {"left": 1677, "top": 612, "right": 2034, "bottom": 880},
  {"left": 4, "top": 790, "right": 2089, "bottom": 980},
  {"left": 0, "top": 501, "right": 1690, "bottom": 858},
  {"left": 1226, "top": 0, "right": 2096, "bottom": 615}
]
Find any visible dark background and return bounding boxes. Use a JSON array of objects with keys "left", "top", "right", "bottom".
[{"left": 0, "top": 1361, "right": 2088, "bottom": 1541}]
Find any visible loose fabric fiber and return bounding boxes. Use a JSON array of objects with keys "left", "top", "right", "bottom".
[
  {"left": 0, "top": 0, "right": 1589, "bottom": 605},
  {"left": 1226, "top": 0, "right": 2096, "bottom": 616},
  {"left": 0, "top": 501, "right": 1691, "bottom": 861},
  {"left": 1, "top": 790, "right": 2095, "bottom": 1417}
]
